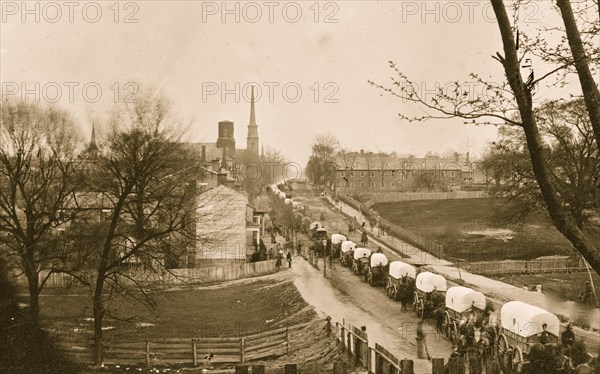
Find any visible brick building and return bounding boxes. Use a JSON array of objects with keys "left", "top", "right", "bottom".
[{"left": 333, "top": 151, "right": 482, "bottom": 192}]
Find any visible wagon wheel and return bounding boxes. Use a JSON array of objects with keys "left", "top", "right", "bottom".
[
  {"left": 392, "top": 286, "right": 398, "bottom": 301},
  {"left": 512, "top": 347, "right": 523, "bottom": 373},
  {"left": 443, "top": 313, "right": 452, "bottom": 339},
  {"left": 451, "top": 322, "right": 459, "bottom": 345}
]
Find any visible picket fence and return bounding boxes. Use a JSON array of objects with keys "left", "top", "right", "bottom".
[
  {"left": 17, "top": 260, "right": 279, "bottom": 288},
  {"left": 371, "top": 191, "right": 487, "bottom": 204},
  {"left": 465, "top": 257, "right": 586, "bottom": 275},
  {"left": 54, "top": 318, "right": 325, "bottom": 366}
]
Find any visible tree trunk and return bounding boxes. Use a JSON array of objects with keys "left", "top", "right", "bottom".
[
  {"left": 556, "top": 0, "right": 600, "bottom": 147},
  {"left": 490, "top": 0, "right": 600, "bottom": 275},
  {"left": 92, "top": 278, "right": 105, "bottom": 364},
  {"left": 26, "top": 270, "right": 40, "bottom": 333}
]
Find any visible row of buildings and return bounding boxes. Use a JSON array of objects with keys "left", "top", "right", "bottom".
[{"left": 332, "top": 150, "right": 485, "bottom": 192}]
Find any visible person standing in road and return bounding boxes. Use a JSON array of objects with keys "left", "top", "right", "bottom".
[
  {"left": 286, "top": 251, "right": 292, "bottom": 268},
  {"left": 416, "top": 321, "right": 426, "bottom": 359}
]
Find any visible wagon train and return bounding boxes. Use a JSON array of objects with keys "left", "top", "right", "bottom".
[
  {"left": 340, "top": 240, "right": 356, "bottom": 267},
  {"left": 352, "top": 247, "right": 372, "bottom": 276},
  {"left": 497, "top": 301, "right": 560, "bottom": 373},
  {"left": 386, "top": 261, "right": 416, "bottom": 304},
  {"left": 413, "top": 271, "right": 447, "bottom": 318},
  {"left": 365, "top": 253, "right": 389, "bottom": 287}
]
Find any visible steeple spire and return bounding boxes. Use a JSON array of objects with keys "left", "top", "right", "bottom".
[
  {"left": 88, "top": 123, "right": 98, "bottom": 153},
  {"left": 249, "top": 86, "right": 256, "bottom": 126},
  {"left": 246, "top": 86, "right": 259, "bottom": 156}
]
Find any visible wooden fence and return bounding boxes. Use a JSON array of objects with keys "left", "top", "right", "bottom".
[
  {"left": 335, "top": 320, "right": 500, "bottom": 374},
  {"left": 371, "top": 191, "right": 487, "bottom": 204},
  {"left": 54, "top": 319, "right": 325, "bottom": 366},
  {"left": 17, "top": 260, "right": 279, "bottom": 288},
  {"left": 338, "top": 194, "right": 446, "bottom": 260},
  {"left": 465, "top": 257, "right": 586, "bottom": 275}
]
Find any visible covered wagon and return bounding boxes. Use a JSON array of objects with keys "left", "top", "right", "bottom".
[
  {"left": 413, "top": 272, "right": 447, "bottom": 318},
  {"left": 366, "top": 253, "right": 389, "bottom": 287},
  {"left": 330, "top": 234, "right": 347, "bottom": 263},
  {"left": 497, "top": 301, "right": 560, "bottom": 373},
  {"left": 340, "top": 240, "right": 356, "bottom": 267},
  {"left": 352, "top": 248, "right": 371, "bottom": 276},
  {"left": 386, "top": 261, "right": 416, "bottom": 302},
  {"left": 443, "top": 286, "right": 486, "bottom": 345}
]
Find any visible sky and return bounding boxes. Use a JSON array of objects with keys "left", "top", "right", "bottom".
[{"left": 0, "top": 0, "right": 584, "bottom": 167}]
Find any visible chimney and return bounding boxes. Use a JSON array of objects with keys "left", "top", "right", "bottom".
[{"left": 201, "top": 145, "right": 206, "bottom": 162}]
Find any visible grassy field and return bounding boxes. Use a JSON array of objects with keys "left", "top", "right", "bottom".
[
  {"left": 372, "top": 198, "right": 600, "bottom": 262},
  {"left": 37, "top": 278, "right": 316, "bottom": 342},
  {"left": 491, "top": 271, "right": 600, "bottom": 303}
]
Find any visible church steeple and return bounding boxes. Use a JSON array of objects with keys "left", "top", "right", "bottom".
[
  {"left": 87, "top": 123, "right": 98, "bottom": 154},
  {"left": 246, "top": 86, "right": 259, "bottom": 156}
]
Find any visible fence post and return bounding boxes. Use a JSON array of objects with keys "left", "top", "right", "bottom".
[
  {"left": 286, "top": 327, "right": 290, "bottom": 353},
  {"left": 448, "top": 356, "right": 464, "bottom": 374},
  {"left": 400, "top": 359, "right": 414, "bottom": 374},
  {"left": 235, "top": 366, "right": 248, "bottom": 374},
  {"left": 240, "top": 337, "right": 245, "bottom": 363},
  {"left": 252, "top": 365, "right": 265, "bottom": 374},
  {"left": 333, "top": 360, "right": 347, "bottom": 374},
  {"left": 284, "top": 363, "right": 298, "bottom": 374},
  {"left": 485, "top": 359, "right": 499, "bottom": 374},
  {"left": 145, "top": 339, "right": 150, "bottom": 367},
  {"left": 192, "top": 338, "right": 197, "bottom": 366},
  {"left": 468, "top": 355, "right": 482, "bottom": 374},
  {"left": 431, "top": 358, "right": 444, "bottom": 374}
]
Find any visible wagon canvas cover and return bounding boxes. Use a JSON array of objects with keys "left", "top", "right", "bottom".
[
  {"left": 341, "top": 241, "right": 356, "bottom": 253},
  {"left": 353, "top": 247, "right": 371, "bottom": 260},
  {"left": 389, "top": 261, "right": 416, "bottom": 279},
  {"left": 445, "top": 286, "right": 486, "bottom": 313},
  {"left": 416, "top": 272, "right": 447, "bottom": 293},
  {"left": 370, "top": 253, "right": 388, "bottom": 267},
  {"left": 331, "top": 234, "right": 347, "bottom": 244},
  {"left": 500, "top": 301, "right": 560, "bottom": 338}
]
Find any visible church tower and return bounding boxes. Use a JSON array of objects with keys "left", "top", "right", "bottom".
[{"left": 246, "top": 86, "right": 259, "bottom": 156}]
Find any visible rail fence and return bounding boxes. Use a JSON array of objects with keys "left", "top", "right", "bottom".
[
  {"left": 53, "top": 318, "right": 325, "bottom": 366},
  {"left": 15, "top": 260, "right": 279, "bottom": 288},
  {"left": 464, "top": 257, "right": 587, "bottom": 275}
]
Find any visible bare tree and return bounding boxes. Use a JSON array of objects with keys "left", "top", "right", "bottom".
[
  {"left": 305, "top": 134, "right": 339, "bottom": 187},
  {"left": 74, "top": 88, "right": 228, "bottom": 363},
  {"left": 0, "top": 100, "right": 82, "bottom": 331},
  {"left": 370, "top": 0, "right": 600, "bottom": 275}
]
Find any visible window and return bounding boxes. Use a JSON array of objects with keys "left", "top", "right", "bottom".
[
  {"left": 340, "top": 171, "right": 345, "bottom": 177},
  {"left": 360, "top": 182, "right": 365, "bottom": 187},
  {"left": 349, "top": 172, "right": 354, "bottom": 177},
  {"left": 451, "top": 171, "right": 455, "bottom": 177},
  {"left": 361, "top": 171, "right": 366, "bottom": 177},
  {"left": 391, "top": 182, "right": 395, "bottom": 187},
  {"left": 381, "top": 182, "right": 385, "bottom": 187},
  {"left": 370, "top": 171, "right": 375, "bottom": 177},
  {"left": 350, "top": 182, "right": 355, "bottom": 187},
  {"left": 391, "top": 170, "right": 395, "bottom": 177},
  {"left": 370, "top": 182, "right": 375, "bottom": 187}
]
